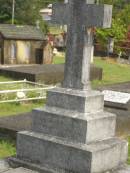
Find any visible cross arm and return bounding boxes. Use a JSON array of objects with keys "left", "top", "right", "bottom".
[
  {"left": 52, "top": 3, "right": 69, "bottom": 25},
  {"left": 52, "top": 3, "right": 112, "bottom": 28},
  {"left": 83, "top": 4, "right": 113, "bottom": 28}
]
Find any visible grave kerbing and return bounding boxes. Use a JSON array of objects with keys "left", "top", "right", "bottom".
[{"left": 9, "top": 1, "right": 129, "bottom": 173}]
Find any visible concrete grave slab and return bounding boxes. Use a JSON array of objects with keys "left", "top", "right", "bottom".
[
  {"left": 103, "top": 90, "right": 130, "bottom": 110},
  {"left": 0, "top": 113, "right": 32, "bottom": 132},
  {"left": 0, "top": 64, "right": 102, "bottom": 84}
]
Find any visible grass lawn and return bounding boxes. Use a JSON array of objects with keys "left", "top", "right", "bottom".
[
  {"left": 53, "top": 54, "right": 65, "bottom": 64},
  {"left": 0, "top": 102, "right": 43, "bottom": 117},
  {"left": 0, "top": 75, "right": 45, "bottom": 117},
  {"left": 0, "top": 76, "right": 12, "bottom": 82},
  {"left": 93, "top": 58, "right": 130, "bottom": 86},
  {"left": 0, "top": 138, "right": 16, "bottom": 159},
  {"left": 53, "top": 55, "right": 130, "bottom": 87}
]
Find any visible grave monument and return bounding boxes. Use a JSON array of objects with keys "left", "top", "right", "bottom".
[{"left": 10, "top": 0, "right": 129, "bottom": 173}]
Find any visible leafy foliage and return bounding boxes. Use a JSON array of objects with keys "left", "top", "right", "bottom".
[
  {"left": 96, "top": 18, "right": 127, "bottom": 43},
  {"left": 0, "top": 0, "right": 12, "bottom": 23},
  {"left": 96, "top": 0, "right": 130, "bottom": 54},
  {"left": 0, "top": 0, "right": 63, "bottom": 33},
  {"left": 117, "top": 4, "right": 130, "bottom": 27}
]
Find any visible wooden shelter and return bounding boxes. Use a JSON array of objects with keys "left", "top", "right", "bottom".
[{"left": 0, "top": 24, "right": 53, "bottom": 64}]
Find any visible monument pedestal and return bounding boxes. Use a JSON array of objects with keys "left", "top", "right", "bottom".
[
  {"left": 8, "top": 1, "right": 129, "bottom": 172},
  {"left": 10, "top": 88, "right": 128, "bottom": 173}
]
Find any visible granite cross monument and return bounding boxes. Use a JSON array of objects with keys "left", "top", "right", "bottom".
[
  {"left": 52, "top": 0, "right": 112, "bottom": 89},
  {"left": 10, "top": 1, "right": 129, "bottom": 173}
]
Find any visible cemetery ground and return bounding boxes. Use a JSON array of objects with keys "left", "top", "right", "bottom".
[
  {"left": 0, "top": 56, "right": 130, "bottom": 165},
  {"left": 53, "top": 55, "right": 130, "bottom": 86}
]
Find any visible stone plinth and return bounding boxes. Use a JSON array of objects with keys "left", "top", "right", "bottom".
[
  {"left": 46, "top": 88, "right": 104, "bottom": 113},
  {"left": 10, "top": 88, "right": 128, "bottom": 173},
  {"left": 17, "top": 131, "right": 127, "bottom": 173}
]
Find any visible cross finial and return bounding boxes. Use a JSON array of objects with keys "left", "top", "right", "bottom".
[{"left": 52, "top": 1, "right": 112, "bottom": 90}]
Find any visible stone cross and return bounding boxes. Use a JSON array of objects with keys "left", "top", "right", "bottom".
[{"left": 52, "top": 0, "right": 112, "bottom": 90}]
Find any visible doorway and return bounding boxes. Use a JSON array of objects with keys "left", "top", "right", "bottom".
[
  {"left": 0, "top": 47, "right": 4, "bottom": 64},
  {"left": 35, "top": 49, "right": 43, "bottom": 64}
]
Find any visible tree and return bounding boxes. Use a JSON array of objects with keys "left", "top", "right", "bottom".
[
  {"left": 96, "top": 18, "right": 127, "bottom": 43},
  {"left": 0, "top": 0, "right": 12, "bottom": 23},
  {"left": 96, "top": 0, "right": 130, "bottom": 54},
  {"left": 117, "top": 4, "right": 130, "bottom": 27},
  {"left": 0, "top": 0, "right": 62, "bottom": 26}
]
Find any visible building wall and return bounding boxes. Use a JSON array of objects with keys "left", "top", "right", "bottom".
[
  {"left": 43, "top": 42, "right": 53, "bottom": 64},
  {"left": 4, "top": 40, "right": 43, "bottom": 64},
  {"left": 0, "top": 34, "right": 4, "bottom": 64}
]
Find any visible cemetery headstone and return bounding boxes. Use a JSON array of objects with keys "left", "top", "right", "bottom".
[
  {"left": 10, "top": 1, "right": 129, "bottom": 173},
  {"left": 107, "top": 36, "right": 114, "bottom": 57}
]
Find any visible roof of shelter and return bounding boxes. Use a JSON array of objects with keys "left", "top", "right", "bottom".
[{"left": 0, "top": 24, "right": 45, "bottom": 41}]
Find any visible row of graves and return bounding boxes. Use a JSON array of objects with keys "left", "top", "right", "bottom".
[{"left": 0, "top": 0, "right": 130, "bottom": 173}]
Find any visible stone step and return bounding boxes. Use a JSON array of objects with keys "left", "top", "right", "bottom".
[
  {"left": 32, "top": 107, "right": 116, "bottom": 144},
  {"left": 16, "top": 131, "right": 128, "bottom": 173},
  {"left": 4, "top": 159, "right": 130, "bottom": 173},
  {"left": 9, "top": 159, "right": 62, "bottom": 173},
  {"left": 0, "top": 160, "right": 10, "bottom": 172},
  {"left": 46, "top": 88, "right": 104, "bottom": 113},
  {"left": 114, "top": 165, "right": 130, "bottom": 173},
  {"left": 4, "top": 167, "right": 38, "bottom": 173}
]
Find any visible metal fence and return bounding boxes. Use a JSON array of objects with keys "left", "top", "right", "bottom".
[{"left": 0, "top": 79, "right": 55, "bottom": 103}]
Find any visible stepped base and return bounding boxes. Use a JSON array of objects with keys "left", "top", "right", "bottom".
[
  {"left": 115, "top": 165, "right": 130, "bottom": 173},
  {"left": 46, "top": 88, "right": 104, "bottom": 113},
  {"left": 16, "top": 131, "right": 128, "bottom": 173},
  {"left": 32, "top": 107, "right": 116, "bottom": 144},
  {"left": 9, "top": 158, "right": 130, "bottom": 173},
  {"left": 0, "top": 167, "right": 38, "bottom": 173}
]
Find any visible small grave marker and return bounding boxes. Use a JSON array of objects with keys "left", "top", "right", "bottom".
[{"left": 103, "top": 90, "right": 130, "bottom": 110}]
